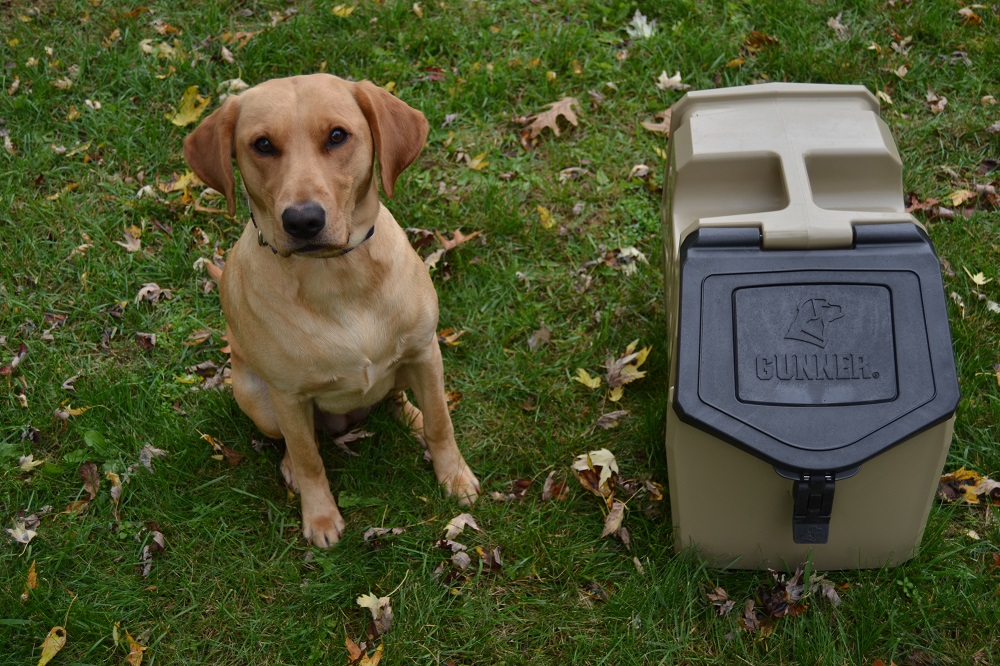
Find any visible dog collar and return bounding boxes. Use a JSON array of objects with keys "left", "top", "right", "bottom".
[{"left": 247, "top": 199, "right": 374, "bottom": 257}]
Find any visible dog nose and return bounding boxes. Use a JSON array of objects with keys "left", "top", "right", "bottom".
[{"left": 282, "top": 202, "right": 326, "bottom": 240}]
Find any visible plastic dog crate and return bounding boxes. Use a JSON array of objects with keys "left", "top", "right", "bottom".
[{"left": 661, "top": 83, "right": 960, "bottom": 569}]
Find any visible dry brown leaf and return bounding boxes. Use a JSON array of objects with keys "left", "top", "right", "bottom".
[
  {"left": 640, "top": 109, "right": 672, "bottom": 135},
  {"left": 520, "top": 97, "right": 581, "bottom": 141},
  {"left": 435, "top": 229, "right": 482, "bottom": 251},
  {"left": 21, "top": 559, "right": 38, "bottom": 602}
]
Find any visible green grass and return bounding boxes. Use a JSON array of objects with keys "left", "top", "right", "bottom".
[{"left": 2, "top": 0, "right": 999, "bottom": 664}]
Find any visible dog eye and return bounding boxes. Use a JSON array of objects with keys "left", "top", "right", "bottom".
[
  {"left": 253, "top": 137, "right": 275, "bottom": 154},
  {"left": 328, "top": 128, "right": 349, "bottom": 146}
]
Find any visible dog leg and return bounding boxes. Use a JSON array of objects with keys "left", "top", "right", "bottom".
[
  {"left": 402, "top": 343, "right": 480, "bottom": 505},
  {"left": 269, "top": 391, "right": 345, "bottom": 547}
]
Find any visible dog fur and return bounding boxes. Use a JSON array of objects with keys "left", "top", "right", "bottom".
[{"left": 183, "top": 74, "right": 480, "bottom": 547}]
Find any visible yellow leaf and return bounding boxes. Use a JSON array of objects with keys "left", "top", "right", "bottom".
[
  {"left": 383, "top": 81, "right": 396, "bottom": 93},
  {"left": 608, "top": 386, "right": 624, "bottom": 402},
  {"left": 21, "top": 560, "right": 37, "bottom": 602},
  {"left": 36, "top": 627, "right": 67, "bottom": 666},
  {"left": 948, "top": 189, "right": 976, "bottom": 207},
  {"left": 467, "top": 152, "right": 489, "bottom": 171},
  {"left": 412, "top": 3, "right": 423, "bottom": 18},
  {"left": 332, "top": 4, "right": 355, "bottom": 17},
  {"left": 169, "top": 86, "right": 210, "bottom": 127},
  {"left": 537, "top": 205, "right": 555, "bottom": 229},
  {"left": 633, "top": 345, "right": 651, "bottom": 369},
  {"left": 875, "top": 90, "right": 893, "bottom": 106},
  {"left": 125, "top": 631, "right": 147, "bottom": 666},
  {"left": 963, "top": 267, "right": 993, "bottom": 286},
  {"left": 573, "top": 368, "right": 602, "bottom": 389}
]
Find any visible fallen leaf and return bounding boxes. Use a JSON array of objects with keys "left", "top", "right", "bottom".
[
  {"left": 357, "top": 592, "right": 393, "bottom": 638},
  {"left": 596, "top": 410, "right": 629, "bottom": 429},
  {"left": 573, "top": 368, "right": 602, "bottom": 389},
  {"left": 332, "top": 429, "right": 372, "bottom": 456},
  {"left": 571, "top": 449, "right": 618, "bottom": 498},
  {"left": 707, "top": 586, "right": 737, "bottom": 616},
  {"left": 135, "top": 333, "right": 157, "bottom": 350},
  {"left": 582, "top": 581, "right": 614, "bottom": 602},
  {"left": 201, "top": 433, "right": 243, "bottom": 465},
  {"left": 139, "top": 523, "right": 166, "bottom": 578},
  {"left": 640, "top": 109, "right": 672, "bottom": 134},
  {"left": 7, "top": 521, "right": 37, "bottom": 544},
  {"left": 527, "top": 326, "right": 551, "bottom": 351},
  {"left": 949, "top": 189, "right": 976, "bottom": 207},
  {"left": 106, "top": 472, "right": 122, "bottom": 517},
  {"left": 601, "top": 499, "right": 626, "bottom": 537},
  {"left": 18, "top": 454, "right": 44, "bottom": 472},
  {"left": 541, "top": 471, "right": 569, "bottom": 501},
  {"left": 134, "top": 283, "right": 172, "bottom": 305},
  {"left": 125, "top": 631, "right": 147, "bottom": 666},
  {"left": 138, "top": 444, "right": 169, "bottom": 472},
  {"left": 489, "top": 478, "right": 532, "bottom": 502},
  {"left": 80, "top": 461, "right": 99, "bottom": 501},
  {"left": 36, "top": 626, "right": 67, "bottom": 666},
  {"left": 520, "top": 97, "right": 581, "bottom": 142},
  {"left": 444, "top": 513, "right": 480, "bottom": 539},
  {"left": 21, "top": 559, "right": 37, "bottom": 602},
  {"left": 827, "top": 13, "right": 849, "bottom": 39},
  {"left": 169, "top": 86, "right": 210, "bottom": 127},
  {"left": 537, "top": 205, "right": 556, "bottom": 229},
  {"left": 437, "top": 328, "right": 466, "bottom": 346},
  {"left": 655, "top": 70, "right": 690, "bottom": 91},
  {"left": 332, "top": 4, "right": 355, "bottom": 17},
  {"left": 435, "top": 228, "right": 482, "bottom": 251},
  {"left": 963, "top": 267, "right": 993, "bottom": 286},
  {"left": 625, "top": 10, "right": 655, "bottom": 39},
  {"left": 466, "top": 152, "right": 489, "bottom": 171}
]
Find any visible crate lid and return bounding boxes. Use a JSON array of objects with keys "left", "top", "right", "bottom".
[{"left": 674, "top": 223, "right": 959, "bottom": 475}]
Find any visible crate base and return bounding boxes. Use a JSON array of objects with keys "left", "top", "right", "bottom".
[{"left": 666, "top": 388, "right": 954, "bottom": 570}]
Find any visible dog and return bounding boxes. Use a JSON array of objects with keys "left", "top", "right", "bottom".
[{"left": 183, "top": 74, "right": 480, "bottom": 547}]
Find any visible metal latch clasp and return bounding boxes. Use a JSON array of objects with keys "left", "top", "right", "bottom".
[{"left": 792, "top": 473, "right": 835, "bottom": 544}]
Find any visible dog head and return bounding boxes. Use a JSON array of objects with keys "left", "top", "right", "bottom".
[{"left": 183, "top": 74, "right": 429, "bottom": 258}]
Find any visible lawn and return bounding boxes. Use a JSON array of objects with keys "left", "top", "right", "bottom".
[{"left": 1, "top": 1, "right": 999, "bottom": 664}]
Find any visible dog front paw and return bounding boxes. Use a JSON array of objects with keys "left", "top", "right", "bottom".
[
  {"left": 302, "top": 505, "right": 346, "bottom": 548},
  {"left": 441, "top": 462, "right": 481, "bottom": 506}
]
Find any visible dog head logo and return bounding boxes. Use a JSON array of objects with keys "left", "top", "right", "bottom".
[{"left": 784, "top": 298, "right": 844, "bottom": 348}]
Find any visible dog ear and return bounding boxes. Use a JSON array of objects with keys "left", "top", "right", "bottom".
[
  {"left": 183, "top": 95, "right": 240, "bottom": 216},
  {"left": 353, "top": 80, "right": 430, "bottom": 199}
]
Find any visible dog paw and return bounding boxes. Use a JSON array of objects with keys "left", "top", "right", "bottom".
[
  {"left": 441, "top": 463, "right": 481, "bottom": 506},
  {"left": 280, "top": 453, "right": 298, "bottom": 493},
  {"left": 302, "top": 507, "right": 345, "bottom": 548}
]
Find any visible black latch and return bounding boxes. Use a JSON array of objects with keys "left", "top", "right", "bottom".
[{"left": 792, "top": 473, "right": 836, "bottom": 544}]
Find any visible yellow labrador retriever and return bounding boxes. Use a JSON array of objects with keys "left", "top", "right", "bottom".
[{"left": 183, "top": 74, "right": 480, "bottom": 547}]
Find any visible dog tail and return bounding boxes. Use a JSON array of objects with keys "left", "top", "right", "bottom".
[{"left": 205, "top": 262, "right": 223, "bottom": 283}]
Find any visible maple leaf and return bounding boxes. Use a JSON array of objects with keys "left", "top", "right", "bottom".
[
  {"left": 520, "top": 97, "right": 581, "bottom": 143},
  {"left": 625, "top": 10, "right": 655, "bottom": 39},
  {"left": 605, "top": 340, "right": 651, "bottom": 390},
  {"left": 706, "top": 587, "right": 737, "bottom": 616},
  {"left": 437, "top": 328, "right": 466, "bottom": 346},
  {"left": 571, "top": 449, "right": 618, "bottom": 498},
  {"left": 139, "top": 523, "right": 166, "bottom": 578},
  {"left": 138, "top": 444, "right": 169, "bottom": 472},
  {"left": 18, "top": 454, "right": 44, "bottom": 472},
  {"left": 170, "top": 86, "right": 210, "bottom": 127},
  {"left": 527, "top": 325, "right": 551, "bottom": 351},
  {"left": 963, "top": 267, "right": 993, "bottom": 286},
  {"left": 444, "top": 513, "right": 479, "bottom": 539},
  {"left": 134, "top": 283, "right": 172, "bottom": 305},
  {"left": 655, "top": 71, "right": 690, "bottom": 92},
  {"left": 357, "top": 593, "right": 393, "bottom": 638},
  {"left": 115, "top": 225, "right": 142, "bottom": 252},
  {"left": 573, "top": 368, "right": 601, "bottom": 389}
]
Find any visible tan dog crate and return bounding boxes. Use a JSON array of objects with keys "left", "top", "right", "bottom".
[{"left": 661, "top": 83, "right": 960, "bottom": 569}]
